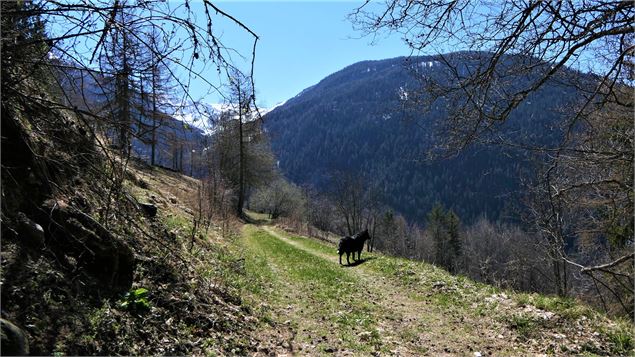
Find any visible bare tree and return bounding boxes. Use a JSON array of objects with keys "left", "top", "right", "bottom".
[
  {"left": 305, "top": 187, "right": 337, "bottom": 235},
  {"left": 352, "top": 0, "right": 634, "bottom": 316},
  {"left": 2, "top": 0, "right": 261, "bottom": 155},
  {"left": 210, "top": 82, "right": 275, "bottom": 218},
  {"left": 351, "top": 1, "right": 633, "bottom": 152},
  {"left": 250, "top": 178, "right": 305, "bottom": 219},
  {"left": 525, "top": 86, "right": 633, "bottom": 309},
  {"left": 329, "top": 172, "right": 368, "bottom": 236}
]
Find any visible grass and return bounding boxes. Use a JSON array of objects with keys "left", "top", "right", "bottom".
[
  {"left": 163, "top": 213, "right": 192, "bottom": 233},
  {"left": 279, "top": 227, "right": 635, "bottom": 353},
  {"left": 515, "top": 293, "right": 591, "bottom": 320},
  {"left": 270, "top": 230, "right": 541, "bottom": 318},
  {"left": 508, "top": 314, "right": 539, "bottom": 339},
  {"left": 237, "top": 226, "right": 384, "bottom": 353},
  {"left": 274, "top": 228, "right": 494, "bottom": 314},
  {"left": 604, "top": 323, "right": 635, "bottom": 355},
  {"left": 244, "top": 210, "right": 271, "bottom": 223}
]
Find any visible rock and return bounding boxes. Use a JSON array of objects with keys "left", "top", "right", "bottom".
[
  {"left": 16, "top": 212, "right": 44, "bottom": 248},
  {"left": 67, "top": 216, "right": 135, "bottom": 290},
  {"left": 169, "top": 196, "right": 178, "bottom": 204},
  {"left": 324, "top": 347, "right": 336, "bottom": 353},
  {"left": 70, "top": 193, "right": 91, "bottom": 213},
  {"left": 42, "top": 200, "right": 135, "bottom": 291},
  {"left": 1, "top": 319, "right": 29, "bottom": 356},
  {"left": 358, "top": 331, "right": 372, "bottom": 341},
  {"left": 139, "top": 203, "right": 158, "bottom": 217},
  {"left": 167, "top": 230, "right": 178, "bottom": 240},
  {"left": 137, "top": 179, "right": 149, "bottom": 189},
  {"left": 432, "top": 281, "right": 446, "bottom": 289}
]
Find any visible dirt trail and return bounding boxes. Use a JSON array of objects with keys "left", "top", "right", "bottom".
[{"left": 254, "top": 226, "right": 520, "bottom": 356}]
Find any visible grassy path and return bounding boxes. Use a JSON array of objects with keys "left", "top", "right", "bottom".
[
  {"left": 239, "top": 224, "right": 633, "bottom": 356},
  {"left": 258, "top": 226, "right": 509, "bottom": 355},
  {"left": 240, "top": 225, "right": 518, "bottom": 356},
  {"left": 239, "top": 225, "right": 382, "bottom": 355}
]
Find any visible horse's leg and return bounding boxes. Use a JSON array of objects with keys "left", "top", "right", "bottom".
[
  {"left": 339, "top": 253, "right": 342, "bottom": 265},
  {"left": 358, "top": 250, "right": 362, "bottom": 260},
  {"left": 346, "top": 252, "right": 350, "bottom": 265}
]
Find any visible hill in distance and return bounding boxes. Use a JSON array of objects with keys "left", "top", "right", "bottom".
[{"left": 264, "top": 52, "right": 581, "bottom": 224}]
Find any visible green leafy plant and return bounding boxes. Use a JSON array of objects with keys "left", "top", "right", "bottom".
[
  {"left": 508, "top": 314, "right": 537, "bottom": 339},
  {"left": 607, "top": 327, "right": 634, "bottom": 355},
  {"left": 120, "top": 288, "right": 151, "bottom": 314}
]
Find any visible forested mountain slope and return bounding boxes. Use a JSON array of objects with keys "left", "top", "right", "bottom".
[{"left": 264, "top": 53, "right": 580, "bottom": 223}]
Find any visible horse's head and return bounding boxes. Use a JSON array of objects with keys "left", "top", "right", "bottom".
[{"left": 358, "top": 229, "right": 370, "bottom": 242}]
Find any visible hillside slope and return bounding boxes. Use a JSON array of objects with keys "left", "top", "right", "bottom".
[
  {"left": 0, "top": 148, "right": 261, "bottom": 355},
  {"left": 0, "top": 66, "right": 256, "bottom": 353},
  {"left": 0, "top": 33, "right": 275, "bottom": 353},
  {"left": 264, "top": 53, "right": 579, "bottom": 223},
  {"left": 237, "top": 221, "right": 633, "bottom": 355}
]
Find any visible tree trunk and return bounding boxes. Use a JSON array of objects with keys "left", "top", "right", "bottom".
[
  {"left": 150, "top": 60, "right": 157, "bottom": 166},
  {"left": 344, "top": 214, "right": 352, "bottom": 236},
  {"left": 236, "top": 88, "right": 245, "bottom": 218},
  {"left": 119, "top": 24, "right": 131, "bottom": 157},
  {"left": 553, "top": 258, "right": 563, "bottom": 297},
  {"left": 179, "top": 143, "right": 184, "bottom": 172}
]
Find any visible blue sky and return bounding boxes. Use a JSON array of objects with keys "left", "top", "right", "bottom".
[{"left": 204, "top": 1, "right": 412, "bottom": 107}]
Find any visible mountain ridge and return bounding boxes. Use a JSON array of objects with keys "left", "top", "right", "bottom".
[{"left": 264, "top": 52, "right": 578, "bottom": 224}]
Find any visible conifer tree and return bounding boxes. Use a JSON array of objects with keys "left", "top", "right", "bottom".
[{"left": 427, "top": 203, "right": 462, "bottom": 273}]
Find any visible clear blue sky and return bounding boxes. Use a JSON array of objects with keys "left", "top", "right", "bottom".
[{"left": 201, "top": 1, "right": 412, "bottom": 107}]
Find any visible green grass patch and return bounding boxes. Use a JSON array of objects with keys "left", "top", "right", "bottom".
[
  {"left": 239, "top": 226, "right": 384, "bottom": 353},
  {"left": 515, "top": 293, "right": 593, "bottom": 320},
  {"left": 279, "top": 230, "right": 337, "bottom": 255},
  {"left": 164, "top": 213, "right": 191, "bottom": 231},
  {"left": 508, "top": 314, "right": 539, "bottom": 339},
  {"left": 603, "top": 323, "right": 635, "bottom": 355},
  {"left": 259, "top": 226, "right": 634, "bottom": 356},
  {"left": 161, "top": 213, "right": 194, "bottom": 244},
  {"left": 244, "top": 210, "right": 271, "bottom": 222},
  {"left": 279, "top": 228, "right": 491, "bottom": 314}
]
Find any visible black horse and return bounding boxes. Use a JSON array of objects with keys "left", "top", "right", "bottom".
[{"left": 337, "top": 229, "right": 370, "bottom": 265}]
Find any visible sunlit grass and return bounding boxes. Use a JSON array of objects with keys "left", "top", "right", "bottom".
[
  {"left": 239, "top": 226, "right": 384, "bottom": 353},
  {"left": 240, "top": 225, "right": 634, "bottom": 356}
]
